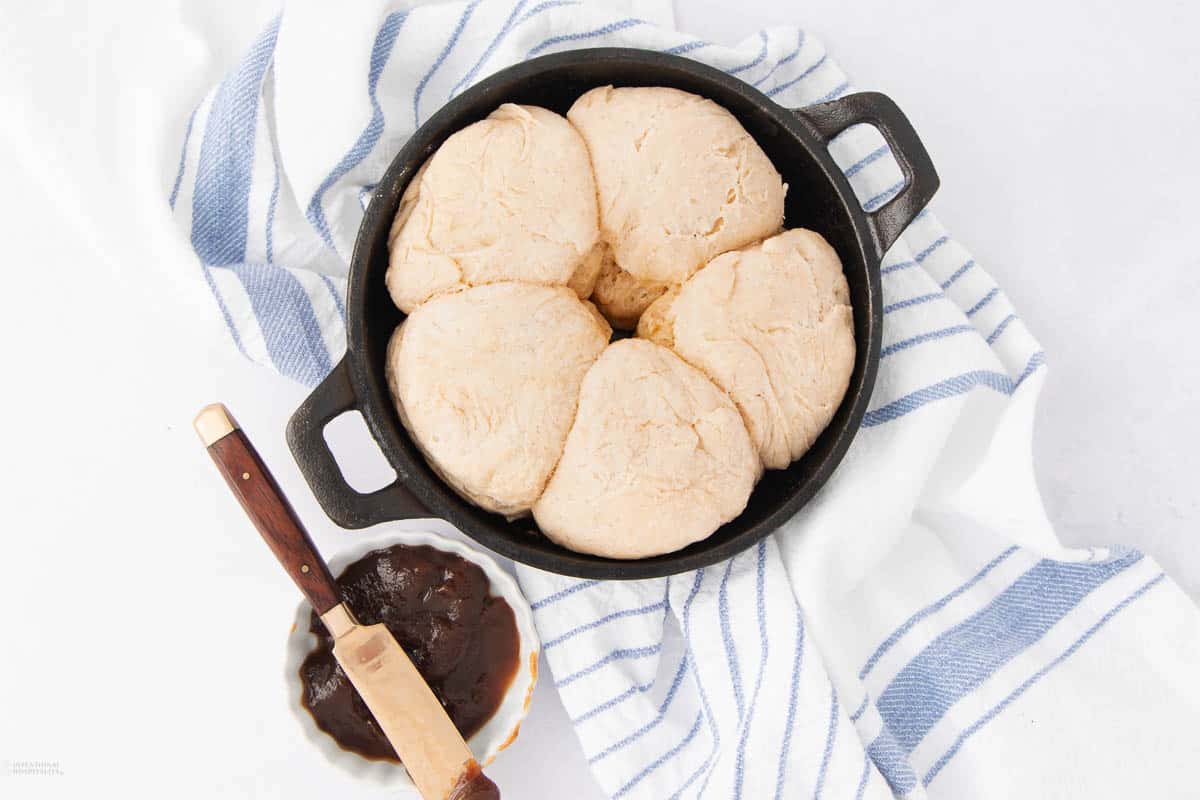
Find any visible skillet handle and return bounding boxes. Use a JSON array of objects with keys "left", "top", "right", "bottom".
[
  {"left": 286, "top": 358, "right": 429, "bottom": 529},
  {"left": 792, "top": 92, "right": 939, "bottom": 255}
]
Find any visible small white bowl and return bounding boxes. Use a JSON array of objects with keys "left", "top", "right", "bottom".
[{"left": 284, "top": 528, "right": 539, "bottom": 789}]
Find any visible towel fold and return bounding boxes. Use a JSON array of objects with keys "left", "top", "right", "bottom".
[{"left": 167, "top": 1, "right": 1200, "bottom": 797}]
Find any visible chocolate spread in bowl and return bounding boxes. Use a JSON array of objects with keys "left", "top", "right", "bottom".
[{"left": 299, "top": 543, "right": 521, "bottom": 764}]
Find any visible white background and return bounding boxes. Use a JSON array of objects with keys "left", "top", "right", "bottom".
[{"left": 0, "top": 1, "right": 1196, "bottom": 798}]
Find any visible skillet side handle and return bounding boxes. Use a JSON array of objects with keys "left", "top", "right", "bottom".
[
  {"left": 793, "top": 92, "right": 940, "bottom": 255},
  {"left": 286, "top": 358, "right": 429, "bottom": 529}
]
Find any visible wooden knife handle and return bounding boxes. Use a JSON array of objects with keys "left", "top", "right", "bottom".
[{"left": 195, "top": 403, "right": 342, "bottom": 615}]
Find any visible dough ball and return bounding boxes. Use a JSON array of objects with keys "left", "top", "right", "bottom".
[
  {"left": 567, "top": 86, "right": 785, "bottom": 286},
  {"left": 387, "top": 283, "right": 611, "bottom": 517},
  {"left": 387, "top": 104, "right": 600, "bottom": 313},
  {"left": 533, "top": 339, "right": 760, "bottom": 559},
  {"left": 589, "top": 243, "right": 668, "bottom": 329},
  {"left": 640, "top": 229, "right": 855, "bottom": 470}
]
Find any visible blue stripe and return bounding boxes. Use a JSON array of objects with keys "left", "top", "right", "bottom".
[
  {"left": 168, "top": 104, "right": 199, "bottom": 210},
  {"left": 719, "top": 556, "right": 745, "bottom": 721},
  {"left": 883, "top": 291, "right": 943, "bottom": 315},
  {"left": 881, "top": 259, "right": 916, "bottom": 275},
  {"left": 588, "top": 652, "right": 690, "bottom": 765},
  {"left": 813, "top": 686, "right": 838, "bottom": 799},
  {"left": 190, "top": 15, "right": 281, "bottom": 266},
  {"left": 680, "top": 570, "right": 721, "bottom": 799},
  {"left": 866, "top": 728, "right": 918, "bottom": 795},
  {"left": 914, "top": 235, "right": 949, "bottom": 264},
  {"left": 545, "top": 600, "right": 667, "bottom": 650},
  {"left": 862, "top": 350, "right": 1046, "bottom": 427},
  {"left": 556, "top": 643, "right": 662, "bottom": 688},
  {"left": 265, "top": 167, "right": 278, "bottom": 263},
  {"left": 965, "top": 287, "right": 1000, "bottom": 317},
  {"left": 940, "top": 258, "right": 976, "bottom": 289},
  {"left": 854, "top": 751, "right": 872, "bottom": 800},
  {"left": 876, "top": 551, "right": 1143, "bottom": 753},
  {"left": 849, "top": 694, "right": 869, "bottom": 722},
  {"left": 1015, "top": 349, "right": 1047, "bottom": 382},
  {"left": 570, "top": 679, "right": 655, "bottom": 724},
  {"left": 727, "top": 31, "right": 768, "bottom": 75},
  {"left": 449, "top": 0, "right": 587, "bottom": 96},
  {"left": 880, "top": 233, "right": 947, "bottom": 276},
  {"left": 765, "top": 53, "right": 827, "bottom": 98},
  {"left": 863, "top": 178, "right": 905, "bottom": 212},
  {"left": 516, "top": 0, "right": 579, "bottom": 25},
  {"left": 860, "top": 546, "right": 1020, "bottom": 679},
  {"left": 530, "top": 579, "right": 599, "bottom": 609},
  {"left": 733, "top": 542, "right": 770, "bottom": 799},
  {"left": 307, "top": 11, "right": 407, "bottom": 254},
  {"left": 320, "top": 275, "right": 346, "bottom": 323},
  {"left": 843, "top": 144, "right": 888, "bottom": 178},
  {"left": 450, "top": 0, "right": 528, "bottom": 98},
  {"left": 670, "top": 758, "right": 707, "bottom": 800},
  {"left": 881, "top": 325, "right": 975, "bottom": 359},
  {"left": 754, "top": 30, "right": 805, "bottom": 87},
  {"left": 923, "top": 572, "right": 1165, "bottom": 785},
  {"left": 986, "top": 313, "right": 1018, "bottom": 345},
  {"left": 662, "top": 40, "right": 710, "bottom": 56},
  {"left": 526, "top": 18, "right": 644, "bottom": 59},
  {"left": 613, "top": 712, "right": 705, "bottom": 799},
  {"left": 228, "top": 263, "right": 333, "bottom": 385},
  {"left": 773, "top": 606, "right": 805, "bottom": 800},
  {"left": 815, "top": 80, "right": 851, "bottom": 105},
  {"left": 414, "top": 0, "right": 481, "bottom": 127}
]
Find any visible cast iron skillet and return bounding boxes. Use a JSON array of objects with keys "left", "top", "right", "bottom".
[{"left": 286, "top": 48, "right": 938, "bottom": 579}]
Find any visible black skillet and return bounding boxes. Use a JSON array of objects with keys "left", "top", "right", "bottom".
[{"left": 286, "top": 47, "right": 939, "bottom": 579}]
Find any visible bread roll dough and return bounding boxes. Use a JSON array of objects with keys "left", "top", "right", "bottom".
[
  {"left": 567, "top": 86, "right": 785, "bottom": 286},
  {"left": 533, "top": 339, "right": 760, "bottom": 558},
  {"left": 639, "top": 229, "right": 854, "bottom": 469},
  {"left": 387, "top": 104, "right": 600, "bottom": 313},
  {"left": 387, "top": 283, "right": 610, "bottom": 517}
]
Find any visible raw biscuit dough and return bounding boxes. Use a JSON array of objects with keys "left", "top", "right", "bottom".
[
  {"left": 567, "top": 86, "right": 785, "bottom": 286},
  {"left": 387, "top": 283, "right": 611, "bottom": 517},
  {"left": 639, "top": 229, "right": 855, "bottom": 469},
  {"left": 386, "top": 104, "right": 600, "bottom": 313},
  {"left": 533, "top": 339, "right": 760, "bottom": 558}
]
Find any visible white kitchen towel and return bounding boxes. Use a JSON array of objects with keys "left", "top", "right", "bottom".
[{"left": 166, "top": 1, "right": 1200, "bottom": 798}]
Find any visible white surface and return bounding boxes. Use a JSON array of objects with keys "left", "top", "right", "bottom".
[{"left": 0, "top": 1, "right": 1196, "bottom": 798}]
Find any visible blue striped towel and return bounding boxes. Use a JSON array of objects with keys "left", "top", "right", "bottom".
[{"left": 168, "top": 1, "right": 1200, "bottom": 797}]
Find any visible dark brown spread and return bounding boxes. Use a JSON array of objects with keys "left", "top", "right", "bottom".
[
  {"left": 449, "top": 762, "right": 502, "bottom": 800},
  {"left": 299, "top": 543, "right": 520, "bottom": 764}
]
